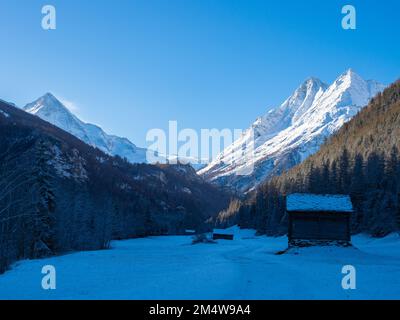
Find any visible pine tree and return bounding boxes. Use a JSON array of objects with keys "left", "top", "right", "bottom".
[
  {"left": 339, "top": 148, "right": 351, "bottom": 193},
  {"left": 385, "top": 146, "right": 400, "bottom": 230},
  {"left": 385, "top": 146, "right": 399, "bottom": 192},
  {"left": 143, "top": 207, "right": 153, "bottom": 235},
  {"left": 330, "top": 160, "right": 339, "bottom": 193},
  {"left": 32, "top": 139, "right": 56, "bottom": 257},
  {"left": 350, "top": 154, "right": 365, "bottom": 195},
  {"left": 350, "top": 153, "right": 365, "bottom": 231},
  {"left": 308, "top": 164, "right": 319, "bottom": 193},
  {"left": 321, "top": 162, "right": 330, "bottom": 194},
  {"left": 366, "top": 152, "right": 385, "bottom": 189}
]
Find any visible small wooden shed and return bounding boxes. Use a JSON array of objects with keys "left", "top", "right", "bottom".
[
  {"left": 213, "top": 229, "right": 234, "bottom": 240},
  {"left": 286, "top": 193, "right": 353, "bottom": 247}
]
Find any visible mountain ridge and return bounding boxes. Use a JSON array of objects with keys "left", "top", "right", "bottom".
[
  {"left": 199, "top": 69, "right": 386, "bottom": 192},
  {"left": 23, "top": 93, "right": 149, "bottom": 164},
  {"left": 23, "top": 94, "right": 207, "bottom": 169}
]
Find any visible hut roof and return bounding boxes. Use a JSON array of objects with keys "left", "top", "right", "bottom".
[{"left": 286, "top": 193, "right": 353, "bottom": 213}]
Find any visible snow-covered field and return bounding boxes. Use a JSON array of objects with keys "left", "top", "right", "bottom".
[{"left": 0, "top": 227, "right": 399, "bottom": 300}]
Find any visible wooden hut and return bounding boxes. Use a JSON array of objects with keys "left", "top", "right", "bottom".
[
  {"left": 286, "top": 193, "right": 353, "bottom": 247},
  {"left": 213, "top": 229, "right": 234, "bottom": 240}
]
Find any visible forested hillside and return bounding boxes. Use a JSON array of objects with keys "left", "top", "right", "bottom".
[
  {"left": 218, "top": 80, "right": 400, "bottom": 237},
  {"left": 0, "top": 101, "right": 231, "bottom": 273}
]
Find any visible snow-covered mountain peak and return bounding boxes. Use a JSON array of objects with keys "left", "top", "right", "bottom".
[
  {"left": 43, "top": 92, "right": 60, "bottom": 102},
  {"left": 23, "top": 94, "right": 148, "bottom": 164},
  {"left": 24, "top": 93, "right": 87, "bottom": 141},
  {"left": 200, "top": 70, "right": 385, "bottom": 192},
  {"left": 25, "top": 93, "right": 71, "bottom": 116},
  {"left": 247, "top": 76, "right": 328, "bottom": 142},
  {"left": 316, "top": 69, "right": 384, "bottom": 112},
  {"left": 332, "top": 68, "right": 366, "bottom": 90},
  {"left": 282, "top": 76, "right": 327, "bottom": 108},
  {"left": 303, "top": 76, "right": 326, "bottom": 89},
  {"left": 23, "top": 94, "right": 201, "bottom": 168}
]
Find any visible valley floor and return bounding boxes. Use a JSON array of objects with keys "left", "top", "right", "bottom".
[{"left": 0, "top": 227, "right": 399, "bottom": 300}]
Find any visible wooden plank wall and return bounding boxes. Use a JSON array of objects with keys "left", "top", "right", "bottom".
[{"left": 288, "top": 211, "right": 350, "bottom": 241}]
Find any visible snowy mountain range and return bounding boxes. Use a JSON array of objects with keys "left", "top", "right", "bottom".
[
  {"left": 23, "top": 69, "right": 385, "bottom": 192},
  {"left": 23, "top": 94, "right": 207, "bottom": 169},
  {"left": 199, "top": 69, "right": 386, "bottom": 192},
  {"left": 23, "top": 93, "right": 148, "bottom": 164}
]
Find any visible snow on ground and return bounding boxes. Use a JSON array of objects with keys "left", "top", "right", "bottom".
[{"left": 0, "top": 227, "right": 399, "bottom": 300}]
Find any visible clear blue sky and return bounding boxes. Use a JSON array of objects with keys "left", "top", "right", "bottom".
[{"left": 0, "top": 0, "right": 399, "bottom": 147}]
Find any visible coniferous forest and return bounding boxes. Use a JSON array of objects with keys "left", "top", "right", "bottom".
[{"left": 0, "top": 102, "right": 231, "bottom": 273}]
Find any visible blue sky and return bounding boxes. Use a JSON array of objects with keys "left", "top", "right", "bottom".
[{"left": 0, "top": 0, "right": 399, "bottom": 147}]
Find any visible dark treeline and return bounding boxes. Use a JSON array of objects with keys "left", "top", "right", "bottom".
[
  {"left": 0, "top": 102, "right": 231, "bottom": 273},
  {"left": 218, "top": 80, "right": 400, "bottom": 237}
]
